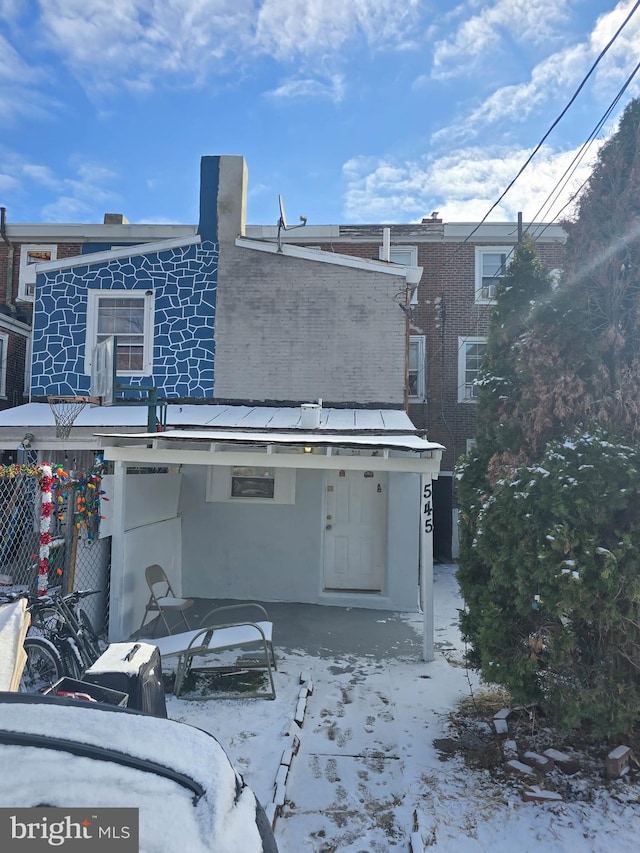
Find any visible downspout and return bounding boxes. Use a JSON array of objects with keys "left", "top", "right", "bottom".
[{"left": 0, "top": 207, "right": 16, "bottom": 316}]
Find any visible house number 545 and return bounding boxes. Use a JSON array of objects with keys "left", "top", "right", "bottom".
[{"left": 423, "top": 483, "right": 433, "bottom": 534}]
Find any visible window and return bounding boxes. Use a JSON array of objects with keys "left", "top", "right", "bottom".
[
  {"left": 380, "top": 246, "right": 419, "bottom": 304},
  {"left": 0, "top": 333, "right": 7, "bottom": 398},
  {"left": 458, "top": 336, "right": 487, "bottom": 402},
  {"left": 409, "top": 335, "right": 425, "bottom": 399},
  {"left": 231, "top": 466, "right": 275, "bottom": 499},
  {"left": 475, "top": 247, "right": 510, "bottom": 303},
  {"left": 207, "top": 464, "right": 296, "bottom": 504},
  {"left": 18, "top": 245, "right": 57, "bottom": 301},
  {"left": 85, "top": 290, "right": 154, "bottom": 377}
]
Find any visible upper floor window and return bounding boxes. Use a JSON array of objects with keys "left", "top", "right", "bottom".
[
  {"left": 474, "top": 247, "right": 510, "bottom": 303},
  {"left": 0, "top": 332, "right": 8, "bottom": 398},
  {"left": 84, "top": 290, "right": 154, "bottom": 377},
  {"left": 380, "top": 246, "right": 419, "bottom": 304},
  {"left": 409, "top": 335, "right": 426, "bottom": 399},
  {"left": 458, "top": 336, "right": 487, "bottom": 402},
  {"left": 18, "top": 245, "right": 57, "bottom": 301}
]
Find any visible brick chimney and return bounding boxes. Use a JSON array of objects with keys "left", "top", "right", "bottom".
[{"left": 198, "top": 155, "right": 247, "bottom": 244}]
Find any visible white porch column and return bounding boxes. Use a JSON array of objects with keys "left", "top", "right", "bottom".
[
  {"left": 419, "top": 473, "right": 435, "bottom": 662},
  {"left": 108, "top": 460, "right": 127, "bottom": 642}
]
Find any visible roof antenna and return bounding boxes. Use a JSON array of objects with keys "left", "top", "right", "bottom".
[{"left": 277, "top": 194, "right": 307, "bottom": 252}]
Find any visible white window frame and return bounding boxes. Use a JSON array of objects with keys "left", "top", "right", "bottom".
[
  {"left": 206, "top": 465, "right": 296, "bottom": 505},
  {"left": 380, "top": 245, "right": 419, "bottom": 304},
  {"left": 84, "top": 289, "right": 154, "bottom": 377},
  {"left": 0, "top": 332, "right": 8, "bottom": 398},
  {"left": 409, "top": 335, "right": 426, "bottom": 400},
  {"left": 458, "top": 336, "right": 487, "bottom": 402},
  {"left": 474, "top": 246, "right": 510, "bottom": 304},
  {"left": 18, "top": 245, "right": 58, "bottom": 301}
]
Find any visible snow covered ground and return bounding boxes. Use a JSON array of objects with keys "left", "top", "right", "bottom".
[{"left": 166, "top": 565, "right": 639, "bottom": 852}]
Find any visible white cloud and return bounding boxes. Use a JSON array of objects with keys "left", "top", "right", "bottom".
[
  {"left": 0, "top": 33, "right": 51, "bottom": 121},
  {"left": 432, "top": 0, "right": 571, "bottom": 79},
  {"left": 264, "top": 74, "right": 345, "bottom": 102},
  {"left": 342, "top": 143, "right": 601, "bottom": 223},
  {"left": 33, "top": 0, "right": 423, "bottom": 94},
  {"left": 430, "top": 4, "right": 640, "bottom": 146},
  {"left": 1, "top": 153, "right": 120, "bottom": 222}
]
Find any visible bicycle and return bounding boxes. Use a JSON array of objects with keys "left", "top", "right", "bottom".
[{"left": 1, "top": 589, "right": 106, "bottom": 693}]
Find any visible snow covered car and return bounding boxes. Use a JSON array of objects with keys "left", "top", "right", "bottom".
[{"left": 0, "top": 692, "right": 278, "bottom": 853}]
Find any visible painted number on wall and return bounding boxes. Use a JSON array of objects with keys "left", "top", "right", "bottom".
[{"left": 423, "top": 483, "right": 433, "bottom": 534}]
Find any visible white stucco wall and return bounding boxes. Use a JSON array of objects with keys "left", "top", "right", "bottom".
[{"left": 179, "top": 465, "right": 420, "bottom": 611}]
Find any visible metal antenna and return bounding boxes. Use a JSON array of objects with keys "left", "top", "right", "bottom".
[{"left": 277, "top": 194, "right": 307, "bottom": 252}]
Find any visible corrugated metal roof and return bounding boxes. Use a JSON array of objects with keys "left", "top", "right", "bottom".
[{"left": 0, "top": 403, "right": 419, "bottom": 433}]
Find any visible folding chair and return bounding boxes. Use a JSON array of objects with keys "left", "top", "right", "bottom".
[
  {"left": 135, "top": 564, "right": 194, "bottom": 639},
  {"left": 151, "top": 603, "right": 277, "bottom": 700}
]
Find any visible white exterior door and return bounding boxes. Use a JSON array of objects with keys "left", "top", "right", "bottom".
[{"left": 323, "top": 469, "right": 387, "bottom": 591}]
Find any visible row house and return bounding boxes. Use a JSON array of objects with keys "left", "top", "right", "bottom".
[
  {"left": 0, "top": 157, "right": 443, "bottom": 657},
  {"left": 254, "top": 218, "right": 567, "bottom": 559}
]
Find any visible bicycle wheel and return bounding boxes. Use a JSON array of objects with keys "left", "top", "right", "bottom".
[
  {"left": 28, "top": 607, "right": 65, "bottom": 639},
  {"left": 77, "top": 609, "right": 104, "bottom": 666},
  {"left": 20, "top": 638, "right": 64, "bottom": 693}
]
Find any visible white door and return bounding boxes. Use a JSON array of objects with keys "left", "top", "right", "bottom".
[{"left": 323, "top": 470, "right": 387, "bottom": 591}]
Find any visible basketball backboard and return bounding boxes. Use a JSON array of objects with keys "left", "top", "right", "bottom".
[{"left": 90, "top": 336, "right": 117, "bottom": 406}]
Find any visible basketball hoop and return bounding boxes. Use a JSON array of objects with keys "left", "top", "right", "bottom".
[{"left": 47, "top": 396, "right": 99, "bottom": 439}]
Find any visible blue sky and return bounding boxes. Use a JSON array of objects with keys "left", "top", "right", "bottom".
[{"left": 1, "top": 1, "right": 639, "bottom": 227}]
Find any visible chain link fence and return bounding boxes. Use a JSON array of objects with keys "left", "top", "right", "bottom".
[{"left": 0, "top": 465, "right": 111, "bottom": 636}]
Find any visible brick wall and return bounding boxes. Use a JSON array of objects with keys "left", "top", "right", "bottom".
[
  {"left": 214, "top": 243, "right": 407, "bottom": 405},
  {"left": 296, "top": 235, "right": 566, "bottom": 472},
  {"left": 0, "top": 241, "right": 83, "bottom": 322}
]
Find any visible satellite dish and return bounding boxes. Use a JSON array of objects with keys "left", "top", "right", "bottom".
[
  {"left": 278, "top": 194, "right": 288, "bottom": 230},
  {"left": 276, "top": 193, "right": 307, "bottom": 252}
]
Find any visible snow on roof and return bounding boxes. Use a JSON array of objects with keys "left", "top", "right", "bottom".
[
  {"left": 100, "top": 428, "right": 443, "bottom": 453},
  {"left": 0, "top": 403, "right": 419, "bottom": 432}
]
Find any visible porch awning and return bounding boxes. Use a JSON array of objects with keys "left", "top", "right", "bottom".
[{"left": 99, "top": 427, "right": 444, "bottom": 474}]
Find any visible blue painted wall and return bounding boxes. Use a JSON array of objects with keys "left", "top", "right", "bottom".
[{"left": 31, "top": 240, "right": 219, "bottom": 399}]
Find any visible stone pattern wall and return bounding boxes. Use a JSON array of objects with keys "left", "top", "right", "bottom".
[{"left": 31, "top": 241, "right": 219, "bottom": 399}]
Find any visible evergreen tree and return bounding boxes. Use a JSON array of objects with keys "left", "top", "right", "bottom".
[{"left": 456, "top": 99, "right": 640, "bottom": 736}]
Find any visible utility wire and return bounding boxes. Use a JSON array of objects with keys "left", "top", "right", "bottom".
[
  {"left": 527, "top": 56, "right": 640, "bottom": 239},
  {"left": 441, "top": 0, "right": 640, "bottom": 270}
]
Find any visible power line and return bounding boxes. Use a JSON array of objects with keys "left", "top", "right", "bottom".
[
  {"left": 441, "top": 0, "right": 640, "bottom": 270},
  {"left": 527, "top": 56, "right": 640, "bottom": 238}
]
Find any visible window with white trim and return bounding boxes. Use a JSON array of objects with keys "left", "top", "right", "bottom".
[
  {"left": 380, "top": 246, "right": 419, "bottom": 304},
  {"left": 458, "top": 336, "right": 487, "bottom": 402},
  {"left": 18, "top": 245, "right": 57, "bottom": 301},
  {"left": 409, "top": 335, "right": 426, "bottom": 399},
  {"left": 474, "top": 247, "right": 510, "bottom": 303},
  {"left": 0, "top": 333, "right": 8, "bottom": 398},
  {"left": 85, "top": 290, "right": 154, "bottom": 377},
  {"left": 207, "top": 465, "right": 296, "bottom": 504}
]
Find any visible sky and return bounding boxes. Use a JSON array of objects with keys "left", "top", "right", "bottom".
[{"left": 1, "top": 1, "right": 640, "bottom": 228}]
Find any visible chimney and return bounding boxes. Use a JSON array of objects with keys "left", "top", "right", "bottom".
[
  {"left": 103, "top": 213, "right": 130, "bottom": 224},
  {"left": 198, "top": 155, "right": 247, "bottom": 244}
]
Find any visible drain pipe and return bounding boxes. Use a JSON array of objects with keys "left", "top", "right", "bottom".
[{"left": 0, "top": 207, "right": 15, "bottom": 316}]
